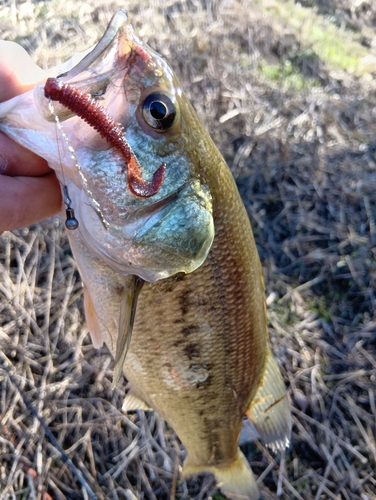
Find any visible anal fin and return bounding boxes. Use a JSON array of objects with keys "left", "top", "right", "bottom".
[
  {"left": 122, "top": 392, "right": 152, "bottom": 412},
  {"left": 246, "top": 346, "right": 291, "bottom": 452}
]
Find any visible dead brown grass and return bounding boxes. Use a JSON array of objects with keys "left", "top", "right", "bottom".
[{"left": 0, "top": 0, "right": 376, "bottom": 499}]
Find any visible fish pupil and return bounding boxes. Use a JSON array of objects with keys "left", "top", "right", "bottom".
[
  {"left": 142, "top": 92, "right": 176, "bottom": 130},
  {"left": 149, "top": 101, "right": 168, "bottom": 119}
]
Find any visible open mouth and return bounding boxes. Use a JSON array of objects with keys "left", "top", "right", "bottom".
[
  {"left": 59, "top": 9, "right": 131, "bottom": 80},
  {"left": 44, "top": 11, "right": 166, "bottom": 200}
]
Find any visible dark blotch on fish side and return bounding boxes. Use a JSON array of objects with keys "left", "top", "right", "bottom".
[
  {"left": 183, "top": 343, "right": 200, "bottom": 360},
  {"left": 181, "top": 324, "right": 200, "bottom": 337},
  {"left": 179, "top": 289, "right": 191, "bottom": 316}
]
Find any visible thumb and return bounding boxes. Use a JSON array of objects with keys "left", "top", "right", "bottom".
[{"left": 0, "top": 41, "right": 47, "bottom": 101}]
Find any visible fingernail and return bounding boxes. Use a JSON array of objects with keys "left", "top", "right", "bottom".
[{"left": 0, "top": 154, "right": 8, "bottom": 174}]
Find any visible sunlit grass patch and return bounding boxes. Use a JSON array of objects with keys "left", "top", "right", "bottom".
[
  {"left": 256, "top": 0, "right": 370, "bottom": 76},
  {"left": 259, "top": 59, "right": 319, "bottom": 90}
]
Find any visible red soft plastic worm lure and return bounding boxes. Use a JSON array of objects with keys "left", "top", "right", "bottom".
[{"left": 44, "top": 77, "right": 166, "bottom": 197}]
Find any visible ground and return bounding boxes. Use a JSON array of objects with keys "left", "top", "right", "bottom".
[{"left": 0, "top": 0, "right": 375, "bottom": 499}]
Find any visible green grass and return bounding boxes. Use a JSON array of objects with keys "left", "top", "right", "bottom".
[
  {"left": 260, "top": 59, "right": 318, "bottom": 90},
  {"left": 308, "top": 296, "right": 332, "bottom": 322},
  {"left": 212, "top": 494, "right": 228, "bottom": 500},
  {"left": 257, "top": 0, "right": 370, "bottom": 76}
]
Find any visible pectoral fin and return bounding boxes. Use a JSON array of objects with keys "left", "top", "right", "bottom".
[
  {"left": 112, "top": 276, "right": 144, "bottom": 388},
  {"left": 83, "top": 284, "right": 104, "bottom": 348},
  {"left": 246, "top": 346, "right": 291, "bottom": 452}
]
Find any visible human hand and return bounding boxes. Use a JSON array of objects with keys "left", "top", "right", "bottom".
[{"left": 0, "top": 41, "right": 62, "bottom": 233}]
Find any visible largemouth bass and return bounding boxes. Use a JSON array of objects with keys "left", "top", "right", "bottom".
[{"left": 0, "top": 10, "right": 291, "bottom": 499}]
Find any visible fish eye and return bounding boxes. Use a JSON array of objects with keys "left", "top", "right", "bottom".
[{"left": 142, "top": 92, "right": 176, "bottom": 131}]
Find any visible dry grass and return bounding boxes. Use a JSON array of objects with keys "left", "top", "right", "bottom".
[{"left": 0, "top": 0, "right": 376, "bottom": 498}]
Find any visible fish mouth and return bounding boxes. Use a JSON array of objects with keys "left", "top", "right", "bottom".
[
  {"left": 58, "top": 9, "right": 130, "bottom": 80},
  {"left": 37, "top": 9, "right": 135, "bottom": 124},
  {"left": 40, "top": 8, "right": 170, "bottom": 200}
]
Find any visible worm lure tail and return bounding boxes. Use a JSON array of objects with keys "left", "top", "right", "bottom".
[{"left": 44, "top": 77, "right": 166, "bottom": 197}]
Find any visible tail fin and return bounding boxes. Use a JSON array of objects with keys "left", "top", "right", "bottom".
[
  {"left": 182, "top": 450, "right": 259, "bottom": 500},
  {"left": 246, "top": 346, "right": 291, "bottom": 452}
]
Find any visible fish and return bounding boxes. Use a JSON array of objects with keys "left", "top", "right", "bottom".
[{"left": 0, "top": 9, "right": 291, "bottom": 499}]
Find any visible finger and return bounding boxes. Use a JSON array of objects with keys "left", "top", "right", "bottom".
[
  {"left": 0, "top": 132, "right": 50, "bottom": 177},
  {"left": 0, "top": 42, "right": 51, "bottom": 178},
  {"left": 0, "top": 173, "right": 62, "bottom": 231},
  {"left": 0, "top": 41, "right": 47, "bottom": 101}
]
